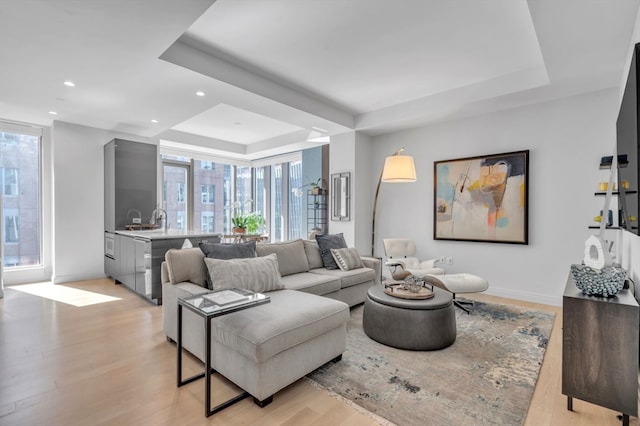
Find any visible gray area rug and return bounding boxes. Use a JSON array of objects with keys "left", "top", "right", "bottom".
[{"left": 307, "top": 300, "right": 555, "bottom": 425}]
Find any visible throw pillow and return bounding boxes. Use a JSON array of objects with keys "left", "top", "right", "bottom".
[
  {"left": 199, "top": 240, "right": 256, "bottom": 259},
  {"left": 165, "top": 247, "right": 207, "bottom": 287},
  {"left": 204, "top": 253, "right": 284, "bottom": 294},
  {"left": 331, "top": 247, "right": 364, "bottom": 271},
  {"left": 255, "top": 239, "right": 310, "bottom": 276},
  {"left": 303, "top": 240, "right": 324, "bottom": 269},
  {"left": 199, "top": 240, "right": 257, "bottom": 289},
  {"left": 315, "top": 233, "right": 347, "bottom": 270}
]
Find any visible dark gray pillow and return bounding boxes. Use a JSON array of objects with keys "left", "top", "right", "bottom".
[
  {"left": 315, "top": 233, "right": 347, "bottom": 270},
  {"left": 199, "top": 240, "right": 257, "bottom": 289},
  {"left": 199, "top": 240, "right": 257, "bottom": 259}
]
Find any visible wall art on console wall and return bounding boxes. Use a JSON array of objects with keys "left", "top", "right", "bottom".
[{"left": 434, "top": 150, "right": 529, "bottom": 244}]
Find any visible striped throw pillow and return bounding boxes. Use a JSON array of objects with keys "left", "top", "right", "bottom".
[{"left": 330, "top": 248, "right": 364, "bottom": 271}]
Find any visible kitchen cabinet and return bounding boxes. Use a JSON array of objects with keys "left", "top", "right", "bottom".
[
  {"left": 116, "top": 234, "right": 135, "bottom": 291},
  {"left": 113, "top": 231, "right": 221, "bottom": 305},
  {"left": 104, "top": 139, "right": 157, "bottom": 232},
  {"left": 104, "top": 138, "right": 157, "bottom": 280}
]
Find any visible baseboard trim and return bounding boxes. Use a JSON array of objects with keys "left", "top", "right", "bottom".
[
  {"left": 53, "top": 273, "right": 108, "bottom": 284},
  {"left": 483, "top": 287, "right": 562, "bottom": 307}
]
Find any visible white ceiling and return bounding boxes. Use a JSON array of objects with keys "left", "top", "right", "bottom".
[{"left": 1, "top": 0, "right": 639, "bottom": 160}]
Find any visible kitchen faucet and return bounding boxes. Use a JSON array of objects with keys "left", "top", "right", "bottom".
[{"left": 150, "top": 208, "right": 168, "bottom": 231}]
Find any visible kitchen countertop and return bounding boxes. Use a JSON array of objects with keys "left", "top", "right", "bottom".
[{"left": 114, "top": 229, "right": 222, "bottom": 241}]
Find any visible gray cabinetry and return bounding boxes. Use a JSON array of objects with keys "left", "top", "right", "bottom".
[
  {"left": 104, "top": 139, "right": 157, "bottom": 232},
  {"left": 134, "top": 238, "right": 148, "bottom": 297},
  {"left": 112, "top": 233, "right": 219, "bottom": 305},
  {"left": 562, "top": 274, "right": 639, "bottom": 424},
  {"left": 117, "top": 234, "right": 135, "bottom": 291},
  {"left": 104, "top": 139, "right": 157, "bottom": 283}
]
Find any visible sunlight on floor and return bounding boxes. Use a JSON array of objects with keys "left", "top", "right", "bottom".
[{"left": 9, "top": 282, "right": 121, "bottom": 307}]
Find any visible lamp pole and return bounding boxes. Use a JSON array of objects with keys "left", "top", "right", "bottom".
[
  {"left": 371, "top": 163, "right": 387, "bottom": 257},
  {"left": 371, "top": 148, "right": 410, "bottom": 257}
]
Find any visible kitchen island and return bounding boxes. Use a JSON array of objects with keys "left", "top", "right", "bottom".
[{"left": 108, "top": 230, "right": 221, "bottom": 304}]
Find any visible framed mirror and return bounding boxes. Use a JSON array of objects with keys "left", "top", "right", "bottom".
[{"left": 331, "top": 172, "right": 350, "bottom": 221}]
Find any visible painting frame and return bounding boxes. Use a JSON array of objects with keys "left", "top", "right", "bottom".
[{"left": 434, "top": 150, "right": 529, "bottom": 244}]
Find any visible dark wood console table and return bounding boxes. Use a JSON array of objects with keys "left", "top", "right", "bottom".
[{"left": 562, "top": 274, "right": 639, "bottom": 425}]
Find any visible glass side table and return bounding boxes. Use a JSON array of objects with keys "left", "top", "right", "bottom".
[{"left": 177, "top": 288, "right": 270, "bottom": 417}]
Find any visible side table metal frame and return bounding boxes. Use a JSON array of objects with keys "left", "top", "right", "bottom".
[{"left": 177, "top": 303, "right": 250, "bottom": 417}]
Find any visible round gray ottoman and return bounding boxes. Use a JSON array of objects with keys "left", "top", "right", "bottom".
[{"left": 363, "top": 284, "right": 456, "bottom": 350}]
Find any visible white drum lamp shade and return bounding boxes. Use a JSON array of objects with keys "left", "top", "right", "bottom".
[{"left": 371, "top": 149, "right": 417, "bottom": 256}]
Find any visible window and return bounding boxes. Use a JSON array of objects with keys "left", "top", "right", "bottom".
[
  {"left": 177, "top": 182, "right": 185, "bottom": 203},
  {"left": 236, "top": 165, "right": 252, "bottom": 208},
  {"left": 201, "top": 211, "right": 215, "bottom": 232},
  {"left": 159, "top": 143, "right": 314, "bottom": 239},
  {"left": 2, "top": 168, "right": 18, "bottom": 196},
  {"left": 0, "top": 129, "right": 41, "bottom": 267},
  {"left": 288, "top": 161, "right": 303, "bottom": 239},
  {"left": 176, "top": 211, "right": 185, "bottom": 230},
  {"left": 201, "top": 184, "right": 214, "bottom": 204},
  {"left": 4, "top": 256, "right": 19, "bottom": 267},
  {"left": 163, "top": 161, "right": 190, "bottom": 232},
  {"left": 254, "top": 166, "right": 268, "bottom": 234},
  {"left": 271, "top": 164, "right": 283, "bottom": 241},
  {"left": 5, "top": 210, "right": 19, "bottom": 243}
]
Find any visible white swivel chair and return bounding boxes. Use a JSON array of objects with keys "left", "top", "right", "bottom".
[{"left": 383, "top": 238, "right": 488, "bottom": 313}]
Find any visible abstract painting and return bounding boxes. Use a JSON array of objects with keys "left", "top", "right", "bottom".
[{"left": 434, "top": 150, "right": 529, "bottom": 244}]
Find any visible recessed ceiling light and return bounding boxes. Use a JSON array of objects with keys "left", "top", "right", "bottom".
[
  {"left": 196, "top": 91, "right": 205, "bottom": 97},
  {"left": 151, "top": 119, "right": 158, "bottom": 124},
  {"left": 63, "top": 81, "right": 76, "bottom": 87},
  {"left": 48, "top": 111, "right": 58, "bottom": 115}
]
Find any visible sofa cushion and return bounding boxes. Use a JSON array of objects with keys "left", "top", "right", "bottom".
[
  {"left": 331, "top": 247, "right": 364, "bottom": 271},
  {"left": 211, "top": 289, "right": 349, "bottom": 363},
  {"left": 303, "top": 240, "right": 324, "bottom": 269},
  {"left": 199, "top": 241, "right": 257, "bottom": 289},
  {"left": 165, "top": 248, "right": 207, "bottom": 287},
  {"left": 204, "top": 253, "right": 284, "bottom": 293},
  {"left": 315, "top": 233, "right": 347, "bottom": 270},
  {"left": 255, "top": 239, "right": 309, "bottom": 276},
  {"left": 309, "top": 267, "right": 375, "bottom": 289},
  {"left": 199, "top": 240, "right": 256, "bottom": 259},
  {"left": 280, "top": 272, "right": 341, "bottom": 296}
]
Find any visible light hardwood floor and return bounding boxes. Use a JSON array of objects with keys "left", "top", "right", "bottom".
[{"left": 0, "top": 278, "right": 636, "bottom": 426}]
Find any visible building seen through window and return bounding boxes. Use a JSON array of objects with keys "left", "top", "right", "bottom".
[
  {"left": 0, "top": 130, "right": 41, "bottom": 267},
  {"left": 160, "top": 150, "right": 318, "bottom": 240}
]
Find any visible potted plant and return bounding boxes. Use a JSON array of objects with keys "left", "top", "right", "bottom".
[
  {"left": 244, "top": 212, "right": 266, "bottom": 234},
  {"left": 310, "top": 178, "right": 326, "bottom": 195},
  {"left": 231, "top": 215, "right": 248, "bottom": 234}
]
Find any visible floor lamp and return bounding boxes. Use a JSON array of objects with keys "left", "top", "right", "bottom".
[{"left": 371, "top": 148, "right": 417, "bottom": 256}]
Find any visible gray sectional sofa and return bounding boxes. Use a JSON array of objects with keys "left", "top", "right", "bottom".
[{"left": 161, "top": 238, "right": 380, "bottom": 406}]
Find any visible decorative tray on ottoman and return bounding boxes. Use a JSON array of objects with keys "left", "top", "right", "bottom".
[{"left": 384, "top": 281, "right": 434, "bottom": 300}]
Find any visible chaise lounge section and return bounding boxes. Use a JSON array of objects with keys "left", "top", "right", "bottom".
[{"left": 162, "top": 238, "right": 380, "bottom": 405}]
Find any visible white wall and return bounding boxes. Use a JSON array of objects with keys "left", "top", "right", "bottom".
[
  {"left": 354, "top": 132, "right": 373, "bottom": 255},
  {"left": 329, "top": 131, "right": 373, "bottom": 254},
  {"left": 372, "top": 89, "right": 619, "bottom": 306},
  {"left": 329, "top": 132, "right": 357, "bottom": 245},
  {"left": 52, "top": 121, "right": 151, "bottom": 283}
]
